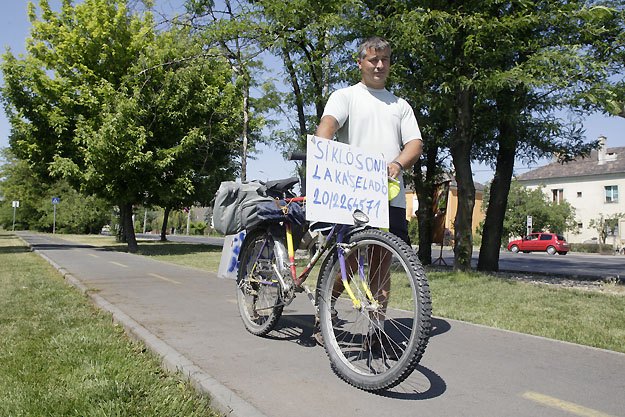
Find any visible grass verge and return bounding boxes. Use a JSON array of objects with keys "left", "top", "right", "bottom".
[
  {"left": 54, "top": 233, "right": 625, "bottom": 354},
  {"left": 427, "top": 270, "right": 625, "bottom": 353},
  {"left": 0, "top": 232, "right": 218, "bottom": 416}
]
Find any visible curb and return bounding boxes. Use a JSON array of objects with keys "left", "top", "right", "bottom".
[{"left": 21, "top": 236, "right": 269, "bottom": 417}]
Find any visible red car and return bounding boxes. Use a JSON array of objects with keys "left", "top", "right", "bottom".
[{"left": 508, "top": 233, "right": 569, "bottom": 255}]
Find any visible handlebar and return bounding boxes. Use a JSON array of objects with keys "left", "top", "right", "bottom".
[{"left": 288, "top": 151, "right": 307, "bottom": 161}]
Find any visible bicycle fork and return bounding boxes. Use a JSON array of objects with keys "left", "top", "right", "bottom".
[{"left": 335, "top": 228, "right": 379, "bottom": 311}]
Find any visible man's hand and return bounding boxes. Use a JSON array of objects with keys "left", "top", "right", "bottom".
[
  {"left": 388, "top": 139, "right": 423, "bottom": 178},
  {"left": 387, "top": 161, "right": 402, "bottom": 179}
]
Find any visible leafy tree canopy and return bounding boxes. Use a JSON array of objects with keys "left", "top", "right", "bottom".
[{"left": 484, "top": 180, "right": 576, "bottom": 242}]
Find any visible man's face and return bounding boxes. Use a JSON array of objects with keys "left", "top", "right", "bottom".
[{"left": 358, "top": 47, "right": 391, "bottom": 89}]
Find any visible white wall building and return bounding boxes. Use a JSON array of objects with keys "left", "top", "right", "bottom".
[{"left": 516, "top": 136, "right": 625, "bottom": 246}]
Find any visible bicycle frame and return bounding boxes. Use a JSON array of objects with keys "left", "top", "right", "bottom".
[{"left": 277, "top": 197, "right": 378, "bottom": 310}]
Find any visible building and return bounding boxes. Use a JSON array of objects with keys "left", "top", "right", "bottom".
[
  {"left": 516, "top": 136, "right": 625, "bottom": 245},
  {"left": 405, "top": 179, "right": 486, "bottom": 236}
]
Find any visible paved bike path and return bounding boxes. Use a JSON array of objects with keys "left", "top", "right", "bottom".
[{"left": 18, "top": 232, "right": 625, "bottom": 417}]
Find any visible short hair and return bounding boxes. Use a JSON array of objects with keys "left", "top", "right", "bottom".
[{"left": 357, "top": 37, "right": 391, "bottom": 60}]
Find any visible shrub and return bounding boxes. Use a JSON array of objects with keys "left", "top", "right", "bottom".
[
  {"left": 473, "top": 232, "right": 482, "bottom": 247},
  {"left": 569, "top": 243, "right": 600, "bottom": 253},
  {"left": 191, "top": 221, "right": 207, "bottom": 235}
]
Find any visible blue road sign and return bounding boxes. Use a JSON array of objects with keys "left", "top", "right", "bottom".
[{"left": 52, "top": 197, "right": 60, "bottom": 205}]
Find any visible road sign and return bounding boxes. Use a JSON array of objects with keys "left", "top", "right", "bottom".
[
  {"left": 52, "top": 197, "right": 60, "bottom": 205},
  {"left": 12, "top": 201, "right": 19, "bottom": 231},
  {"left": 526, "top": 215, "right": 532, "bottom": 227}
]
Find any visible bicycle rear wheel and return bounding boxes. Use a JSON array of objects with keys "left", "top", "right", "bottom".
[
  {"left": 317, "top": 228, "right": 431, "bottom": 391},
  {"left": 237, "top": 228, "right": 285, "bottom": 336}
]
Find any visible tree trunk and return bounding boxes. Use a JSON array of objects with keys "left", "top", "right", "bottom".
[
  {"left": 117, "top": 205, "right": 126, "bottom": 243},
  {"left": 121, "top": 202, "right": 138, "bottom": 253},
  {"left": 160, "top": 206, "right": 171, "bottom": 242},
  {"left": 477, "top": 139, "right": 517, "bottom": 271},
  {"left": 450, "top": 88, "right": 475, "bottom": 271},
  {"left": 413, "top": 144, "right": 440, "bottom": 265},
  {"left": 241, "top": 81, "right": 250, "bottom": 182},
  {"left": 283, "top": 47, "right": 307, "bottom": 139},
  {"left": 478, "top": 88, "right": 524, "bottom": 272}
]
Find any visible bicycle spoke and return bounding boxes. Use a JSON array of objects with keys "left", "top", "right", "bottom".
[
  {"left": 236, "top": 230, "right": 285, "bottom": 336},
  {"left": 318, "top": 229, "right": 431, "bottom": 391}
]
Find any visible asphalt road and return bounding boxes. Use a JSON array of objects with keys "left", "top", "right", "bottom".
[
  {"left": 436, "top": 248, "right": 624, "bottom": 279},
  {"left": 138, "top": 233, "right": 624, "bottom": 279},
  {"left": 18, "top": 232, "right": 625, "bottom": 417}
]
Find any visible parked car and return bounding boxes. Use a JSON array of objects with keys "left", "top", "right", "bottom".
[{"left": 508, "top": 233, "right": 569, "bottom": 255}]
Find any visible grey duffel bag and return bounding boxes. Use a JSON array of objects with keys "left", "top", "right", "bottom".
[{"left": 212, "top": 181, "right": 274, "bottom": 235}]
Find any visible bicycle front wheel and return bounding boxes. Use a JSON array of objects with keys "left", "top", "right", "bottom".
[
  {"left": 317, "top": 228, "right": 431, "bottom": 391},
  {"left": 237, "top": 228, "right": 285, "bottom": 336}
]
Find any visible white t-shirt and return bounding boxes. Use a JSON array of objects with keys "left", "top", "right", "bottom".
[{"left": 321, "top": 82, "right": 422, "bottom": 208}]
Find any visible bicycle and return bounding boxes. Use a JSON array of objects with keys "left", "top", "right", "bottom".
[{"left": 235, "top": 153, "right": 432, "bottom": 391}]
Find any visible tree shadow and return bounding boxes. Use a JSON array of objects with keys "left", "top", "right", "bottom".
[
  {"left": 0, "top": 246, "right": 31, "bottom": 254},
  {"left": 25, "top": 239, "right": 224, "bottom": 257},
  {"left": 29, "top": 243, "right": 96, "bottom": 250},
  {"left": 134, "top": 243, "right": 224, "bottom": 256}
]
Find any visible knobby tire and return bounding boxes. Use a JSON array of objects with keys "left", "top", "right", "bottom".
[
  {"left": 317, "top": 228, "right": 432, "bottom": 391},
  {"left": 236, "top": 228, "right": 285, "bottom": 336}
]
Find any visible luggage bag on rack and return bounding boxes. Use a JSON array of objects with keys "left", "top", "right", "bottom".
[{"left": 212, "top": 181, "right": 273, "bottom": 235}]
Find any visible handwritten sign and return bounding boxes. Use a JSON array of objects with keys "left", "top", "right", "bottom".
[
  {"left": 306, "top": 135, "right": 389, "bottom": 228},
  {"left": 217, "top": 231, "right": 246, "bottom": 280}
]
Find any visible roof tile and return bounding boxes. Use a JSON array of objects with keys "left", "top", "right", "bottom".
[{"left": 517, "top": 146, "right": 625, "bottom": 181}]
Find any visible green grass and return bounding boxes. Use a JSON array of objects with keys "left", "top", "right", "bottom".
[
  {"left": 0, "top": 232, "right": 218, "bottom": 417},
  {"left": 428, "top": 270, "right": 625, "bottom": 353},
  {"left": 55, "top": 233, "right": 625, "bottom": 353}
]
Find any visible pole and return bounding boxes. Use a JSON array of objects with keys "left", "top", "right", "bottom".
[
  {"left": 53, "top": 204, "right": 56, "bottom": 234},
  {"left": 186, "top": 209, "right": 191, "bottom": 235},
  {"left": 12, "top": 206, "right": 16, "bottom": 231},
  {"left": 143, "top": 207, "right": 147, "bottom": 234}
]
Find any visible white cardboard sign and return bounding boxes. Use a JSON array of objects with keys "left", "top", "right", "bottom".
[
  {"left": 217, "top": 231, "right": 246, "bottom": 280},
  {"left": 305, "top": 135, "right": 389, "bottom": 228}
]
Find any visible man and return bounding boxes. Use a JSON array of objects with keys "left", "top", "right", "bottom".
[
  {"left": 313, "top": 37, "right": 423, "bottom": 356},
  {"left": 315, "top": 36, "right": 422, "bottom": 243}
]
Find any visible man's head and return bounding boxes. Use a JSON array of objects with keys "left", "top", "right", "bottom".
[
  {"left": 357, "top": 37, "right": 391, "bottom": 89},
  {"left": 357, "top": 37, "right": 391, "bottom": 61}
]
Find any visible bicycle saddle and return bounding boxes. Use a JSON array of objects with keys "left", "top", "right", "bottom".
[{"left": 265, "top": 177, "right": 299, "bottom": 193}]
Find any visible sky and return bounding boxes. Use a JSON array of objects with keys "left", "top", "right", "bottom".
[{"left": 1, "top": 1, "right": 624, "bottom": 186}]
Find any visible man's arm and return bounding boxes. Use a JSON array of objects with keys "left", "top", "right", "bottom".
[
  {"left": 315, "top": 115, "right": 339, "bottom": 140},
  {"left": 388, "top": 139, "right": 423, "bottom": 179}
]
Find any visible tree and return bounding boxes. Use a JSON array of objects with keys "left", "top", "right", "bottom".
[
  {"left": 359, "top": 0, "right": 622, "bottom": 270},
  {"left": 1, "top": 0, "right": 155, "bottom": 250},
  {"left": 252, "top": 0, "right": 360, "bottom": 184},
  {"left": 589, "top": 213, "right": 625, "bottom": 251},
  {"left": 91, "top": 26, "right": 245, "bottom": 242},
  {"left": 476, "top": 2, "right": 623, "bottom": 271},
  {"left": 485, "top": 181, "right": 576, "bottom": 244},
  {"left": 185, "top": 0, "right": 275, "bottom": 182},
  {"left": 0, "top": 150, "right": 110, "bottom": 233},
  {"left": 2, "top": 1, "right": 245, "bottom": 251}
]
